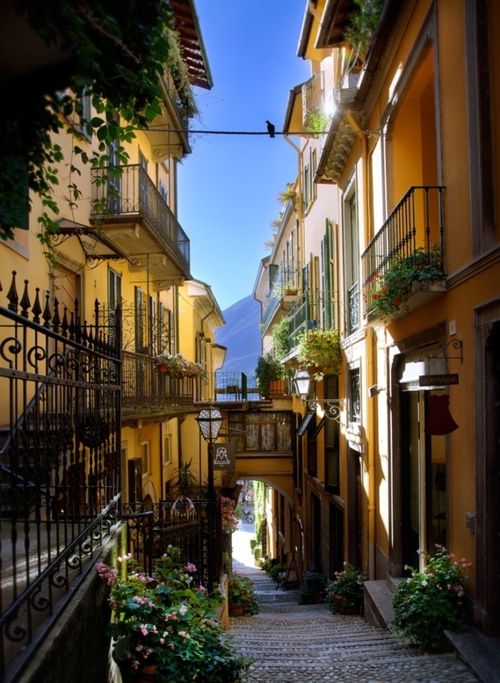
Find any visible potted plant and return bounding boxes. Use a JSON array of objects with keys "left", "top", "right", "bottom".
[
  {"left": 227, "top": 575, "right": 259, "bottom": 616},
  {"left": 392, "top": 545, "right": 471, "bottom": 651},
  {"left": 96, "top": 547, "right": 249, "bottom": 682},
  {"left": 326, "top": 564, "right": 367, "bottom": 615},
  {"left": 255, "top": 353, "right": 285, "bottom": 398},
  {"left": 296, "top": 329, "right": 341, "bottom": 379},
  {"left": 369, "top": 246, "right": 445, "bottom": 319},
  {"left": 154, "top": 352, "right": 207, "bottom": 380},
  {"left": 299, "top": 570, "right": 328, "bottom": 604}
]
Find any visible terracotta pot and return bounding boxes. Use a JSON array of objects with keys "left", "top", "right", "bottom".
[
  {"left": 120, "top": 664, "right": 157, "bottom": 683},
  {"left": 331, "top": 594, "right": 360, "bottom": 614},
  {"left": 229, "top": 604, "right": 245, "bottom": 617}
]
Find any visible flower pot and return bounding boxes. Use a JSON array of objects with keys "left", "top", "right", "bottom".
[
  {"left": 331, "top": 594, "right": 360, "bottom": 614},
  {"left": 120, "top": 664, "right": 157, "bottom": 683},
  {"left": 229, "top": 604, "right": 245, "bottom": 617},
  {"left": 268, "top": 379, "right": 286, "bottom": 397}
]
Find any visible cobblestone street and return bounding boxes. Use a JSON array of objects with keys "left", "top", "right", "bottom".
[{"left": 229, "top": 526, "right": 479, "bottom": 683}]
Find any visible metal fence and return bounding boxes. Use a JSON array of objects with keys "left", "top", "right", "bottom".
[
  {"left": 0, "top": 271, "right": 121, "bottom": 681},
  {"left": 123, "top": 498, "right": 223, "bottom": 590}
]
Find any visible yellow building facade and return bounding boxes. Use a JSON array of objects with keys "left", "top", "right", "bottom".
[{"left": 257, "top": 0, "right": 500, "bottom": 637}]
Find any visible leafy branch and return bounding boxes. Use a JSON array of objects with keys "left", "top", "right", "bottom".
[{"left": 1, "top": 0, "right": 195, "bottom": 242}]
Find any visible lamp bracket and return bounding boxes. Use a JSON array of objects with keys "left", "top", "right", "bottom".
[
  {"left": 305, "top": 398, "right": 344, "bottom": 423},
  {"left": 422, "top": 338, "right": 463, "bottom": 364}
]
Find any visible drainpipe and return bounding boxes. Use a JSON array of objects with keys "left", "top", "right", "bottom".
[{"left": 345, "top": 110, "right": 376, "bottom": 579}]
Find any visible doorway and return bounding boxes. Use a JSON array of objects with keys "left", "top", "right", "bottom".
[{"left": 400, "top": 391, "right": 447, "bottom": 571}]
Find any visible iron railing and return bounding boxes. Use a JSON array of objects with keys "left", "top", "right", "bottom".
[
  {"left": 122, "top": 351, "right": 196, "bottom": 415},
  {"left": 286, "top": 293, "right": 323, "bottom": 346},
  {"left": 0, "top": 271, "right": 121, "bottom": 681},
  {"left": 215, "top": 372, "right": 258, "bottom": 401},
  {"left": 361, "top": 185, "right": 445, "bottom": 313},
  {"left": 123, "top": 498, "right": 223, "bottom": 590},
  {"left": 262, "top": 266, "right": 301, "bottom": 330},
  {"left": 90, "top": 164, "right": 190, "bottom": 273}
]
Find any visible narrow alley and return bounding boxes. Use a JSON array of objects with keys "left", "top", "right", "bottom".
[{"left": 230, "top": 524, "right": 479, "bottom": 683}]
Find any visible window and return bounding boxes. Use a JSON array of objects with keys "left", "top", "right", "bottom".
[
  {"left": 311, "top": 149, "right": 317, "bottom": 201},
  {"left": 108, "top": 268, "right": 122, "bottom": 343},
  {"left": 78, "top": 89, "right": 92, "bottom": 141},
  {"left": 134, "top": 287, "right": 145, "bottom": 353},
  {"left": 304, "top": 164, "right": 310, "bottom": 207},
  {"left": 162, "top": 436, "right": 171, "bottom": 467},
  {"left": 140, "top": 442, "right": 150, "bottom": 475},
  {"left": 321, "top": 219, "right": 335, "bottom": 329},
  {"left": 349, "top": 368, "right": 361, "bottom": 423},
  {"left": 307, "top": 413, "right": 318, "bottom": 477},
  {"left": 344, "top": 182, "right": 360, "bottom": 334},
  {"left": 324, "top": 376, "right": 340, "bottom": 493}
]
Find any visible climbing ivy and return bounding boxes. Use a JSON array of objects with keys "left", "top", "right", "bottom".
[{"left": 1, "top": 0, "right": 194, "bottom": 243}]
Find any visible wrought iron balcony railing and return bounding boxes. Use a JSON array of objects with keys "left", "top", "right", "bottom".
[
  {"left": 122, "top": 351, "right": 196, "bottom": 414},
  {"left": 90, "top": 164, "right": 190, "bottom": 273},
  {"left": 262, "top": 266, "right": 301, "bottom": 330},
  {"left": 361, "top": 185, "right": 445, "bottom": 314}
]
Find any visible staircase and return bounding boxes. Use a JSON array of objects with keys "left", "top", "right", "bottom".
[{"left": 229, "top": 565, "right": 479, "bottom": 682}]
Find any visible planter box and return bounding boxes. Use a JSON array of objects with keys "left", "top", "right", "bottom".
[{"left": 268, "top": 380, "right": 286, "bottom": 397}]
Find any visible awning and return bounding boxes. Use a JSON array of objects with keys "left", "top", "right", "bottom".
[{"left": 296, "top": 411, "right": 315, "bottom": 437}]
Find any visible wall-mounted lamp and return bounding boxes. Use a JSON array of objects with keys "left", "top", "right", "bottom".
[
  {"left": 292, "top": 369, "right": 344, "bottom": 423},
  {"left": 368, "top": 384, "right": 385, "bottom": 398}
]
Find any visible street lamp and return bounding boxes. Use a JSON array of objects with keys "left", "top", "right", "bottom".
[
  {"left": 196, "top": 406, "right": 223, "bottom": 591},
  {"left": 292, "top": 369, "right": 344, "bottom": 423}
]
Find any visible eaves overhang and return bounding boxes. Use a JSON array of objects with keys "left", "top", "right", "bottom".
[
  {"left": 297, "top": 2, "right": 315, "bottom": 58},
  {"left": 169, "top": 0, "right": 213, "bottom": 89},
  {"left": 315, "top": 110, "right": 357, "bottom": 184},
  {"left": 315, "top": 0, "right": 355, "bottom": 49}
]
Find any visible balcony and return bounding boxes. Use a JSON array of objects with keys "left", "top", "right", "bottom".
[
  {"left": 122, "top": 351, "right": 196, "bottom": 418},
  {"left": 262, "top": 266, "right": 301, "bottom": 332},
  {"left": 362, "top": 186, "right": 446, "bottom": 319},
  {"left": 90, "top": 165, "right": 191, "bottom": 288}
]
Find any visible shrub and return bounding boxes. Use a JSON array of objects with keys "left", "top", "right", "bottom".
[
  {"left": 370, "top": 246, "right": 445, "bottom": 317},
  {"left": 96, "top": 547, "right": 249, "bottom": 681},
  {"left": 392, "top": 545, "right": 471, "bottom": 651},
  {"left": 299, "top": 570, "right": 327, "bottom": 604},
  {"left": 326, "top": 564, "right": 367, "bottom": 614},
  {"left": 228, "top": 575, "right": 259, "bottom": 616}
]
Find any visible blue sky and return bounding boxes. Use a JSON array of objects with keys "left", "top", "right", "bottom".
[{"left": 178, "top": 1, "right": 310, "bottom": 312}]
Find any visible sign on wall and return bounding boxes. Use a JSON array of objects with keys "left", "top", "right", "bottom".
[{"left": 213, "top": 442, "right": 236, "bottom": 470}]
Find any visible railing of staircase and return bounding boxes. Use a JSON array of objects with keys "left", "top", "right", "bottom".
[{"left": 0, "top": 271, "right": 121, "bottom": 682}]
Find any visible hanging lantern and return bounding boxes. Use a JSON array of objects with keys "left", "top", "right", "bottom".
[{"left": 425, "top": 394, "right": 459, "bottom": 435}]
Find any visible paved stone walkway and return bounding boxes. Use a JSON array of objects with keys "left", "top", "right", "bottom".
[{"left": 229, "top": 560, "right": 479, "bottom": 683}]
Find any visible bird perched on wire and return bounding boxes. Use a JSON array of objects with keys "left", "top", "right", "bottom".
[{"left": 266, "top": 120, "right": 276, "bottom": 138}]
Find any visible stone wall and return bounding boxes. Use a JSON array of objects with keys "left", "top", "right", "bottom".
[{"left": 18, "top": 525, "right": 127, "bottom": 683}]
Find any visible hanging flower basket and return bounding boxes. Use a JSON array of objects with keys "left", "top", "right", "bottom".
[
  {"left": 296, "top": 329, "right": 341, "bottom": 379},
  {"left": 154, "top": 353, "right": 207, "bottom": 381}
]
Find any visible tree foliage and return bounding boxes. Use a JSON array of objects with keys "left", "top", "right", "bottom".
[{"left": 1, "top": 0, "right": 193, "bottom": 242}]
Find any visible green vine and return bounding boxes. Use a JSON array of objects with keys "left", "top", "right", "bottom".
[{"left": 1, "top": 1, "right": 196, "bottom": 243}]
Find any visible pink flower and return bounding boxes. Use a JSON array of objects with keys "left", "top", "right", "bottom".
[{"left": 186, "top": 563, "right": 197, "bottom": 573}]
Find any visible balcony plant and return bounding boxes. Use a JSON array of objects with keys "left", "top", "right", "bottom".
[
  {"left": 296, "top": 329, "right": 341, "bottom": 379},
  {"left": 326, "top": 564, "right": 367, "bottom": 615},
  {"left": 154, "top": 352, "right": 207, "bottom": 380},
  {"left": 369, "top": 246, "right": 445, "bottom": 319},
  {"left": 392, "top": 545, "right": 471, "bottom": 652},
  {"left": 227, "top": 575, "right": 259, "bottom": 617},
  {"left": 96, "top": 547, "right": 249, "bottom": 682},
  {"left": 344, "top": 0, "right": 384, "bottom": 72},
  {"left": 255, "top": 353, "right": 285, "bottom": 398}
]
